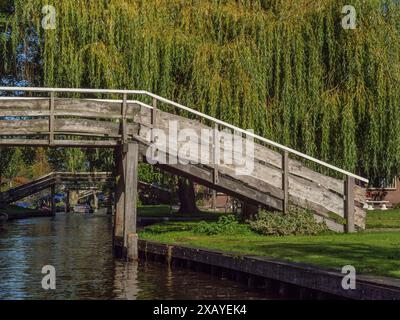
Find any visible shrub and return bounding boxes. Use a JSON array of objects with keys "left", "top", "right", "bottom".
[
  {"left": 194, "top": 215, "right": 248, "bottom": 235},
  {"left": 249, "top": 207, "right": 328, "bottom": 236}
]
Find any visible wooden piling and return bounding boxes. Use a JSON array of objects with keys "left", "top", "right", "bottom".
[
  {"left": 114, "top": 143, "right": 139, "bottom": 260},
  {"left": 92, "top": 190, "right": 98, "bottom": 213},
  {"left": 67, "top": 190, "right": 78, "bottom": 213},
  {"left": 345, "top": 176, "right": 355, "bottom": 233}
]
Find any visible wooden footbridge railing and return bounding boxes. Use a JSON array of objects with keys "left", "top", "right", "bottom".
[{"left": 0, "top": 87, "right": 368, "bottom": 258}]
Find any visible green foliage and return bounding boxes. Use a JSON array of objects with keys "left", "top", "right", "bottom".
[
  {"left": 31, "top": 147, "right": 52, "bottom": 178},
  {"left": 138, "top": 163, "right": 163, "bottom": 184},
  {"left": 86, "top": 149, "right": 114, "bottom": 172},
  {"left": 64, "top": 148, "right": 87, "bottom": 172},
  {"left": 3, "top": 1, "right": 400, "bottom": 181},
  {"left": 366, "top": 209, "right": 400, "bottom": 229},
  {"left": 249, "top": 207, "right": 329, "bottom": 236},
  {"left": 193, "top": 215, "right": 249, "bottom": 235}
]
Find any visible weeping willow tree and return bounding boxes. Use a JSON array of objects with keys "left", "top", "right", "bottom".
[{"left": 3, "top": 0, "right": 400, "bottom": 183}]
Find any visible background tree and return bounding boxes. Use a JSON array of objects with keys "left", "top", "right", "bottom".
[
  {"left": 3, "top": 0, "right": 400, "bottom": 189},
  {"left": 65, "top": 148, "right": 87, "bottom": 172},
  {"left": 177, "top": 177, "right": 199, "bottom": 214},
  {"left": 3, "top": 147, "right": 24, "bottom": 188},
  {"left": 31, "top": 147, "right": 52, "bottom": 178},
  {"left": 0, "top": 148, "right": 14, "bottom": 190}
]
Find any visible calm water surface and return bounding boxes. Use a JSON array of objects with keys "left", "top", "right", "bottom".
[{"left": 0, "top": 214, "right": 273, "bottom": 300}]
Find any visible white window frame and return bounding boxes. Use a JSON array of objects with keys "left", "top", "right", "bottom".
[{"left": 368, "top": 177, "right": 397, "bottom": 191}]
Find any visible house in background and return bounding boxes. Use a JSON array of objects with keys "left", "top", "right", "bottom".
[{"left": 367, "top": 177, "right": 400, "bottom": 209}]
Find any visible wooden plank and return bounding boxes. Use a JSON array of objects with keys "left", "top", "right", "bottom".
[
  {"left": 0, "top": 139, "right": 119, "bottom": 147},
  {"left": 282, "top": 151, "right": 289, "bottom": 214},
  {"left": 0, "top": 98, "right": 141, "bottom": 119},
  {"left": 345, "top": 176, "right": 355, "bottom": 233},
  {"left": 53, "top": 140, "right": 118, "bottom": 147},
  {"left": 152, "top": 98, "right": 157, "bottom": 129},
  {"left": 0, "top": 119, "right": 48, "bottom": 134},
  {"left": 0, "top": 110, "right": 50, "bottom": 117},
  {"left": 56, "top": 118, "right": 121, "bottom": 136},
  {"left": 122, "top": 93, "right": 128, "bottom": 143},
  {"left": 213, "top": 123, "right": 219, "bottom": 184},
  {"left": 0, "top": 117, "right": 137, "bottom": 138},
  {"left": 0, "top": 99, "right": 49, "bottom": 110},
  {"left": 55, "top": 99, "right": 122, "bottom": 118},
  {"left": 313, "top": 214, "right": 345, "bottom": 233},
  {"left": 355, "top": 206, "right": 366, "bottom": 229}
]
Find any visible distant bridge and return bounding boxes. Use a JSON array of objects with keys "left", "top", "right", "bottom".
[
  {"left": 0, "top": 171, "right": 171, "bottom": 211},
  {"left": 0, "top": 87, "right": 368, "bottom": 260}
]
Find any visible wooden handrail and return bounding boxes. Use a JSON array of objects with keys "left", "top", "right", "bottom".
[{"left": 0, "top": 86, "right": 369, "bottom": 183}]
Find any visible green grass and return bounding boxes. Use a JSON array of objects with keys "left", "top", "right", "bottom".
[
  {"left": 366, "top": 209, "right": 400, "bottom": 229},
  {"left": 140, "top": 222, "right": 400, "bottom": 278},
  {"left": 138, "top": 205, "right": 225, "bottom": 219}
]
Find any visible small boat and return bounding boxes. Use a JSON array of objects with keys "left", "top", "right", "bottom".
[
  {"left": 0, "top": 212, "right": 8, "bottom": 225},
  {"left": 74, "top": 204, "right": 92, "bottom": 214}
]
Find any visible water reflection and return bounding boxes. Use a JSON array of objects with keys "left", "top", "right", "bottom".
[{"left": 0, "top": 214, "right": 272, "bottom": 300}]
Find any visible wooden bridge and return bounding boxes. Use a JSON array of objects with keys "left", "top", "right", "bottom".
[
  {"left": 0, "top": 87, "right": 368, "bottom": 260},
  {"left": 0, "top": 171, "right": 170, "bottom": 212},
  {"left": 0, "top": 171, "right": 113, "bottom": 214},
  {"left": 0, "top": 172, "right": 113, "bottom": 204}
]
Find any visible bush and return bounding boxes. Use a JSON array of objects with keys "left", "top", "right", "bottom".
[
  {"left": 194, "top": 215, "right": 248, "bottom": 235},
  {"left": 249, "top": 207, "right": 328, "bottom": 236}
]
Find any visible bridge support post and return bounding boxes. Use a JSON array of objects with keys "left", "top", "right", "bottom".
[
  {"left": 114, "top": 143, "right": 139, "bottom": 261},
  {"left": 282, "top": 151, "right": 289, "bottom": 214},
  {"left": 92, "top": 191, "right": 98, "bottom": 213},
  {"left": 67, "top": 190, "right": 78, "bottom": 212},
  {"left": 51, "top": 185, "right": 56, "bottom": 216},
  {"left": 345, "top": 176, "right": 355, "bottom": 233}
]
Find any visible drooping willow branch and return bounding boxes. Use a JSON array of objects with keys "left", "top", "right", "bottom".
[{"left": 4, "top": 0, "right": 400, "bottom": 181}]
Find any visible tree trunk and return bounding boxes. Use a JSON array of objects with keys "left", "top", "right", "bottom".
[
  {"left": 177, "top": 178, "right": 199, "bottom": 214},
  {"left": 241, "top": 202, "right": 259, "bottom": 222}
]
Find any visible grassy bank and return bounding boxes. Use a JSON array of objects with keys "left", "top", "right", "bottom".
[
  {"left": 139, "top": 222, "right": 400, "bottom": 279},
  {"left": 366, "top": 209, "right": 400, "bottom": 229}
]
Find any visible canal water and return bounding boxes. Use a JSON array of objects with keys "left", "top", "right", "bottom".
[{"left": 0, "top": 214, "right": 273, "bottom": 300}]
